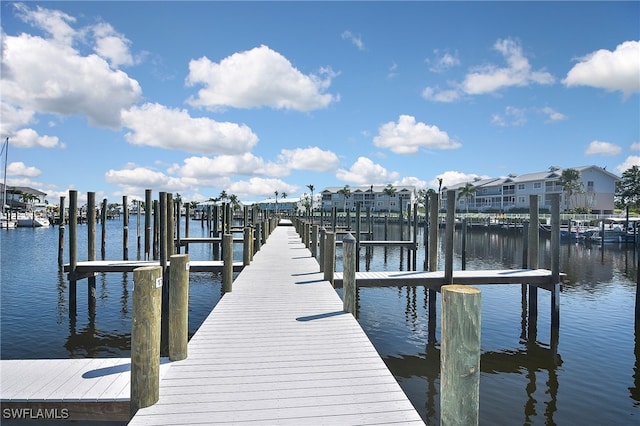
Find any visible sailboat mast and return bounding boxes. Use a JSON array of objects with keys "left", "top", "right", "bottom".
[{"left": 2, "top": 137, "right": 8, "bottom": 215}]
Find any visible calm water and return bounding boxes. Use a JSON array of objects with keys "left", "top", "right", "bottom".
[{"left": 1, "top": 218, "right": 639, "bottom": 425}]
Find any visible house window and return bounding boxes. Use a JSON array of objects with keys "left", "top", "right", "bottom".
[
  {"left": 587, "top": 181, "right": 594, "bottom": 191},
  {"left": 534, "top": 182, "right": 542, "bottom": 189},
  {"left": 518, "top": 196, "right": 525, "bottom": 203},
  {"left": 518, "top": 184, "right": 526, "bottom": 190}
]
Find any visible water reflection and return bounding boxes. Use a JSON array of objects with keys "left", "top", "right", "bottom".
[
  {"left": 345, "top": 226, "right": 637, "bottom": 424},
  {"left": 633, "top": 320, "right": 640, "bottom": 406}
]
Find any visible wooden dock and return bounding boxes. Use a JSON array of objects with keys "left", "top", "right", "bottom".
[
  {"left": 63, "top": 259, "right": 244, "bottom": 274},
  {"left": 0, "top": 358, "right": 171, "bottom": 422},
  {"left": 129, "top": 221, "right": 424, "bottom": 425},
  {"left": 334, "top": 268, "right": 564, "bottom": 291}
]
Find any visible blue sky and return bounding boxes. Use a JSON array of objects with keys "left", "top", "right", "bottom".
[{"left": 1, "top": 1, "right": 639, "bottom": 205}]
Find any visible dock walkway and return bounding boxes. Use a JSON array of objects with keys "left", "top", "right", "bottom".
[{"left": 129, "top": 221, "right": 424, "bottom": 425}]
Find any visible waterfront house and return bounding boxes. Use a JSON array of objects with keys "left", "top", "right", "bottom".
[
  {"left": 321, "top": 185, "right": 417, "bottom": 213},
  {"left": 442, "top": 165, "right": 618, "bottom": 214},
  {"left": 0, "top": 183, "right": 47, "bottom": 211}
]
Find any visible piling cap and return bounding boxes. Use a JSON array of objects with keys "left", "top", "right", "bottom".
[{"left": 343, "top": 233, "right": 356, "bottom": 243}]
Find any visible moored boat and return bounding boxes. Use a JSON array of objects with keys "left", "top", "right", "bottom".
[{"left": 15, "top": 212, "right": 50, "bottom": 227}]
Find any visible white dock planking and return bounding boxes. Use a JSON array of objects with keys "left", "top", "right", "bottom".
[
  {"left": 129, "top": 221, "right": 424, "bottom": 425},
  {"left": 0, "top": 358, "right": 171, "bottom": 421},
  {"left": 334, "top": 268, "right": 564, "bottom": 291},
  {"left": 63, "top": 259, "right": 244, "bottom": 274}
]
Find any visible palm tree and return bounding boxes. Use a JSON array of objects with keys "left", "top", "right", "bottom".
[
  {"left": 19, "top": 192, "right": 40, "bottom": 209},
  {"left": 558, "top": 168, "right": 582, "bottom": 211},
  {"left": 437, "top": 177, "right": 444, "bottom": 211},
  {"left": 274, "top": 191, "right": 279, "bottom": 215},
  {"left": 338, "top": 185, "right": 351, "bottom": 214},
  {"left": 306, "top": 184, "right": 315, "bottom": 220},
  {"left": 457, "top": 182, "right": 477, "bottom": 213},
  {"left": 383, "top": 184, "right": 396, "bottom": 213},
  {"left": 228, "top": 194, "right": 240, "bottom": 213},
  {"left": 281, "top": 192, "right": 288, "bottom": 215}
]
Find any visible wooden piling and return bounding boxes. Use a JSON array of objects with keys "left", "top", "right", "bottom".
[
  {"left": 342, "top": 233, "right": 357, "bottom": 316},
  {"left": 123, "top": 195, "right": 129, "bottom": 260},
  {"left": 254, "top": 222, "right": 262, "bottom": 253},
  {"left": 445, "top": 190, "right": 456, "bottom": 285},
  {"left": 153, "top": 200, "right": 159, "bottom": 260},
  {"left": 323, "top": 231, "right": 336, "bottom": 285},
  {"left": 159, "top": 193, "right": 168, "bottom": 351},
  {"left": 440, "top": 284, "right": 481, "bottom": 426},
  {"left": 184, "top": 203, "right": 190, "bottom": 254},
  {"left": 167, "top": 194, "right": 174, "bottom": 256},
  {"left": 137, "top": 200, "right": 142, "bottom": 253},
  {"left": 175, "top": 197, "right": 181, "bottom": 254},
  {"left": 57, "top": 196, "right": 65, "bottom": 268},
  {"left": 319, "top": 227, "right": 326, "bottom": 273},
  {"left": 68, "top": 190, "right": 78, "bottom": 314},
  {"left": 428, "top": 192, "right": 438, "bottom": 272},
  {"left": 528, "top": 195, "right": 540, "bottom": 323},
  {"left": 412, "top": 203, "right": 418, "bottom": 269},
  {"left": 169, "top": 254, "right": 189, "bottom": 361},
  {"left": 243, "top": 227, "right": 251, "bottom": 266},
  {"left": 87, "top": 192, "right": 97, "bottom": 314},
  {"left": 461, "top": 217, "right": 467, "bottom": 270},
  {"left": 428, "top": 192, "right": 439, "bottom": 342},
  {"left": 145, "top": 189, "right": 152, "bottom": 260},
  {"left": 355, "top": 202, "right": 361, "bottom": 272},
  {"left": 159, "top": 193, "right": 168, "bottom": 276},
  {"left": 550, "top": 193, "right": 561, "bottom": 331},
  {"left": 131, "top": 265, "right": 162, "bottom": 414},
  {"left": 101, "top": 199, "right": 107, "bottom": 260},
  {"left": 223, "top": 233, "right": 233, "bottom": 293},
  {"left": 311, "top": 224, "right": 319, "bottom": 259}
]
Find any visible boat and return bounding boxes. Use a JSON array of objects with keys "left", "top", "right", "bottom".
[
  {"left": 586, "top": 218, "right": 639, "bottom": 244},
  {"left": 588, "top": 228, "right": 636, "bottom": 244},
  {"left": 0, "top": 212, "right": 17, "bottom": 229},
  {"left": 15, "top": 203, "right": 51, "bottom": 227},
  {"left": 16, "top": 212, "right": 50, "bottom": 227}
]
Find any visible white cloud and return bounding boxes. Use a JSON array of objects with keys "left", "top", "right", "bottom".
[
  {"left": 1, "top": 102, "right": 36, "bottom": 136},
  {"left": 424, "top": 38, "right": 554, "bottom": 102},
  {"left": 541, "top": 107, "right": 567, "bottom": 122},
  {"left": 186, "top": 45, "right": 339, "bottom": 111},
  {"left": 7, "top": 161, "right": 41, "bottom": 177},
  {"left": 395, "top": 176, "right": 427, "bottom": 190},
  {"left": 463, "top": 39, "right": 554, "bottom": 94},
  {"left": 227, "top": 177, "right": 298, "bottom": 199},
  {"left": 428, "top": 50, "right": 460, "bottom": 73},
  {"left": 373, "top": 115, "right": 461, "bottom": 154},
  {"left": 13, "top": 2, "right": 76, "bottom": 45},
  {"left": 422, "top": 86, "right": 461, "bottom": 103},
  {"left": 2, "top": 4, "right": 142, "bottom": 128},
  {"left": 92, "top": 22, "right": 138, "bottom": 68},
  {"left": 491, "top": 106, "right": 527, "bottom": 127},
  {"left": 341, "top": 31, "right": 365, "bottom": 51},
  {"left": 387, "top": 62, "right": 398, "bottom": 79},
  {"left": 104, "top": 166, "right": 189, "bottom": 195},
  {"left": 563, "top": 40, "right": 640, "bottom": 97},
  {"left": 435, "top": 171, "right": 487, "bottom": 189},
  {"left": 336, "top": 157, "right": 399, "bottom": 185},
  {"left": 121, "top": 103, "right": 259, "bottom": 155},
  {"left": 631, "top": 142, "right": 640, "bottom": 151},
  {"left": 615, "top": 156, "right": 640, "bottom": 174},
  {"left": 10, "top": 128, "right": 62, "bottom": 149},
  {"left": 178, "top": 154, "right": 288, "bottom": 178},
  {"left": 279, "top": 147, "right": 340, "bottom": 172},
  {"left": 585, "top": 140, "right": 622, "bottom": 156}
]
